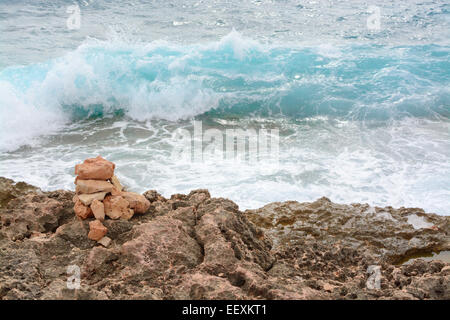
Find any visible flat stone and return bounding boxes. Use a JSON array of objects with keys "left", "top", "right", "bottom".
[
  {"left": 78, "top": 192, "right": 107, "bottom": 206},
  {"left": 76, "top": 180, "right": 113, "bottom": 194},
  {"left": 97, "top": 236, "right": 112, "bottom": 247}
]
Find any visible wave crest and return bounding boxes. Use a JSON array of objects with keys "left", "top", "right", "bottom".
[{"left": 0, "top": 31, "right": 449, "bottom": 151}]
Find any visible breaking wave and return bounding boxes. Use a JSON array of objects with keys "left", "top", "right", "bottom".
[{"left": 0, "top": 30, "right": 449, "bottom": 151}]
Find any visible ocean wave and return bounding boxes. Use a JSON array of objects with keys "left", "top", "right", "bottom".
[{"left": 0, "top": 31, "right": 449, "bottom": 151}]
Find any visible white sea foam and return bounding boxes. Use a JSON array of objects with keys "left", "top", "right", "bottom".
[
  {"left": 0, "top": 117, "right": 448, "bottom": 215},
  {"left": 0, "top": 81, "right": 68, "bottom": 152}
]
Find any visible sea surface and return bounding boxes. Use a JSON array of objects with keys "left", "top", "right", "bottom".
[{"left": 0, "top": 0, "right": 449, "bottom": 214}]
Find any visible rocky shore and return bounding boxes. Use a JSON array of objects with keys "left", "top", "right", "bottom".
[{"left": 0, "top": 176, "right": 449, "bottom": 300}]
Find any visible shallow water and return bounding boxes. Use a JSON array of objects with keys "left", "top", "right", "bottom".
[
  {"left": 0, "top": 1, "right": 449, "bottom": 214},
  {"left": 400, "top": 251, "right": 450, "bottom": 265}
]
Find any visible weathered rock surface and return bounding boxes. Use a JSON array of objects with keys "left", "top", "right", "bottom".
[
  {"left": 245, "top": 198, "right": 450, "bottom": 264},
  {"left": 0, "top": 177, "right": 40, "bottom": 209},
  {"left": 0, "top": 178, "right": 448, "bottom": 300}
]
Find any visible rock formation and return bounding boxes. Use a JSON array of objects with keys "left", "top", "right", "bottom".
[
  {"left": 0, "top": 172, "right": 448, "bottom": 300},
  {"left": 72, "top": 156, "right": 150, "bottom": 245}
]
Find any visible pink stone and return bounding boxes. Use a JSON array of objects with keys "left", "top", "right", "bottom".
[
  {"left": 90, "top": 199, "right": 105, "bottom": 221},
  {"left": 88, "top": 220, "right": 107, "bottom": 241},
  {"left": 75, "top": 156, "right": 115, "bottom": 180},
  {"left": 74, "top": 200, "right": 93, "bottom": 220},
  {"left": 121, "top": 192, "right": 150, "bottom": 214}
]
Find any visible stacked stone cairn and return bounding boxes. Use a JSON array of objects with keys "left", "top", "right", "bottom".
[{"left": 73, "top": 156, "right": 150, "bottom": 246}]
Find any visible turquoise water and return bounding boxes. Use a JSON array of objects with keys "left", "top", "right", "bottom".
[{"left": 0, "top": 1, "right": 449, "bottom": 214}]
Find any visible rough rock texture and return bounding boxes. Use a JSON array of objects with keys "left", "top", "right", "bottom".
[
  {"left": 245, "top": 198, "right": 450, "bottom": 300},
  {"left": 0, "top": 177, "right": 39, "bottom": 209},
  {"left": 103, "top": 195, "right": 129, "bottom": 220},
  {"left": 0, "top": 178, "right": 448, "bottom": 300},
  {"left": 245, "top": 198, "right": 449, "bottom": 264}
]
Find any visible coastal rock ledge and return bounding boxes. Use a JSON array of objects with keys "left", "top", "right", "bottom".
[{"left": 0, "top": 177, "right": 448, "bottom": 300}]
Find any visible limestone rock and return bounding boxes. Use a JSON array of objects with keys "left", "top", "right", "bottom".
[
  {"left": 172, "top": 273, "right": 246, "bottom": 299},
  {"left": 75, "top": 180, "right": 113, "bottom": 194},
  {"left": 143, "top": 190, "right": 166, "bottom": 203},
  {"left": 195, "top": 198, "right": 274, "bottom": 273},
  {"left": 101, "top": 219, "right": 133, "bottom": 240},
  {"left": 97, "top": 236, "right": 112, "bottom": 247},
  {"left": 120, "top": 208, "right": 134, "bottom": 221},
  {"left": 0, "top": 189, "right": 74, "bottom": 240},
  {"left": 121, "top": 192, "right": 150, "bottom": 214},
  {"left": 110, "top": 175, "right": 123, "bottom": 192},
  {"left": 120, "top": 216, "right": 203, "bottom": 282},
  {"left": 0, "top": 177, "right": 40, "bottom": 209},
  {"left": 88, "top": 220, "right": 107, "bottom": 241},
  {"left": 1, "top": 177, "right": 449, "bottom": 300},
  {"left": 245, "top": 199, "right": 450, "bottom": 263},
  {"left": 74, "top": 200, "right": 93, "bottom": 220},
  {"left": 55, "top": 220, "right": 94, "bottom": 249},
  {"left": 74, "top": 156, "right": 115, "bottom": 180},
  {"left": 78, "top": 192, "right": 107, "bottom": 206},
  {"left": 83, "top": 246, "right": 118, "bottom": 279},
  {"left": 111, "top": 186, "right": 122, "bottom": 196},
  {"left": 103, "top": 195, "right": 130, "bottom": 220},
  {"left": 90, "top": 199, "right": 105, "bottom": 221}
]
